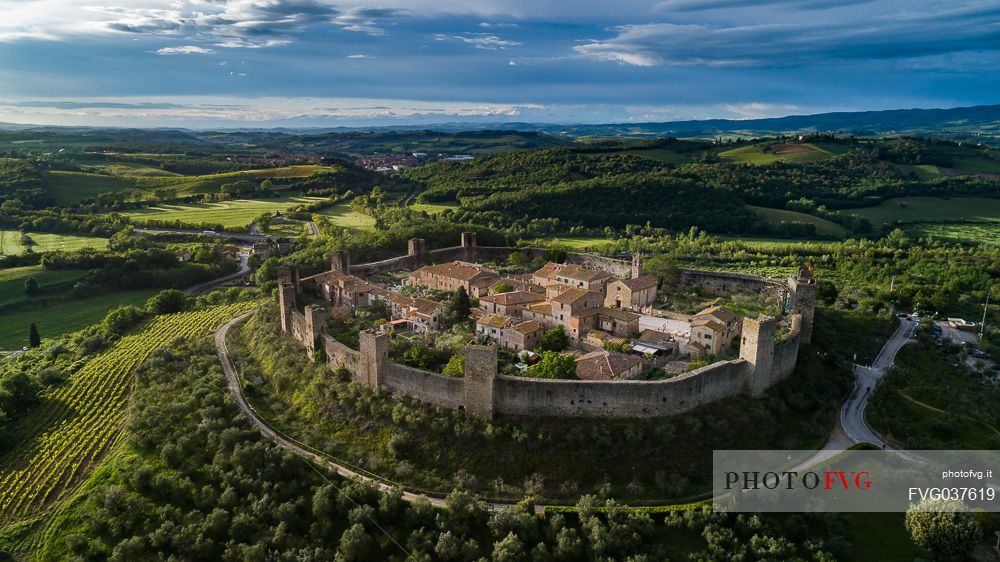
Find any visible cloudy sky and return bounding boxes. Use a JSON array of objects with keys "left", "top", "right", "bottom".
[{"left": 0, "top": 0, "right": 998, "bottom": 127}]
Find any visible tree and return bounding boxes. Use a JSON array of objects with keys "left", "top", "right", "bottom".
[
  {"left": 539, "top": 326, "right": 568, "bottom": 352},
  {"left": 644, "top": 254, "right": 680, "bottom": 288},
  {"left": 491, "top": 532, "right": 525, "bottom": 562},
  {"left": 905, "top": 499, "right": 982, "bottom": 560},
  {"left": 507, "top": 251, "right": 529, "bottom": 269},
  {"left": 28, "top": 323, "right": 40, "bottom": 348},
  {"left": 529, "top": 351, "right": 576, "bottom": 379},
  {"left": 443, "top": 353, "right": 465, "bottom": 377},
  {"left": 492, "top": 282, "right": 514, "bottom": 295},
  {"left": 253, "top": 212, "right": 272, "bottom": 233},
  {"left": 451, "top": 286, "right": 471, "bottom": 317},
  {"left": 145, "top": 289, "right": 188, "bottom": 315},
  {"left": 23, "top": 277, "right": 39, "bottom": 297}
]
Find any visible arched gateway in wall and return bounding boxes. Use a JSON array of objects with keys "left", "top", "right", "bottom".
[{"left": 276, "top": 234, "right": 818, "bottom": 420}]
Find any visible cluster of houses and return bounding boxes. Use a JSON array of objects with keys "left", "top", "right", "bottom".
[{"left": 309, "top": 253, "right": 745, "bottom": 381}]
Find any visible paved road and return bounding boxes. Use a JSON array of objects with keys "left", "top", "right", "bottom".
[
  {"left": 184, "top": 251, "right": 251, "bottom": 295},
  {"left": 839, "top": 318, "right": 916, "bottom": 449},
  {"left": 135, "top": 227, "right": 270, "bottom": 243}
]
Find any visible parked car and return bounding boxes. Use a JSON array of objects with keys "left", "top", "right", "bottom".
[
  {"left": 897, "top": 312, "right": 908, "bottom": 318},
  {"left": 971, "top": 349, "right": 988, "bottom": 359},
  {"left": 989, "top": 363, "right": 1000, "bottom": 371}
]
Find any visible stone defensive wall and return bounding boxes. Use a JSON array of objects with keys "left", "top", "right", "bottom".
[{"left": 281, "top": 233, "right": 817, "bottom": 420}]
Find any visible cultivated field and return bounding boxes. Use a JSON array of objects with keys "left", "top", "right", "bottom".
[
  {"left": 0, "top": 290, "right": 159, "bottom": 349},
  {"left": 847, "top": 196, "right": 1000, "bottom": 225},
  {"left": 746, "top": 205, "right": 850, "bottom": 236},
  {"left": 409, "top": 202, "right": 459, "bottom": 215},
  {"left": 0, "top": 266, "right": 87, "bottom": 307},
  {"left": 905, "top": 222, "right": 1000, "bottom": 246},
  {"left": 316, "top": 204, "right": 376, "bottom": 230},
  {"left": 0, "top": 302, "right": 257, "bottom": 528},
  {"left": 114, "top": 196, "right": 328, "bottom": 228},
  {"left": 718, "top": 143, "right": 834, "bottom": 165},
  {"left": 45, "top": 165, "right": 340, "bottom": 204},
  {"left": 0, "top": 231, "right": 108, "bottom": 256}
]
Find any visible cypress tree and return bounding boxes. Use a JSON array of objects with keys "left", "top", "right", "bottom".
[{"left": 29, "top": 323, "right": 41, "bottom": 348}]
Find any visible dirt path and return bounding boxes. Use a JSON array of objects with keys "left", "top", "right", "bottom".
[{"left": 896, "top": 389, "right": 1000, "bottom": 437}]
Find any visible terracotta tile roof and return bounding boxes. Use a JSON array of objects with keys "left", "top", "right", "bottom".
[
  {"left": 524, "top": 302, "right": 553, "bottom": 316},
  {"left": 532, "top": 262, "right": 563, "bottom": 280},
  {"left": 478, "top": 313, "right": 512, "bottom": 329},
  {"left": 575, "top": 350, "right": 641, "bottom": 380},
  {"left": 556, "top": 264, "right": 614, "bottom": 283},
  {"left": 491, "top": 290, "right": 546, "bottom": 306},
  {"left": 508, "top": 320, "right": 542, "bottom": 335},
  {"left": 617, "top": 275, "right": 658, "bottom": 291},
  {"left": 597, "top": 306, "right": 640, "bottom": 322},
  {"left": 695, "top": 305, "right": 739, "bottom": 324},
  {"left": 551, "top": 287, "right": 599, "bottom": 305},
  {"left": 490, "top": 277, "right": 545, "bottom": 294},
  {"left": 691, "top": 318, "right": 725, "bottom": 332},
  {"left": 638, "top": 329, "right": 674, "bottom": 345},
  {"left": 415, "top": 261, "right": 497, "bottom": 282}
]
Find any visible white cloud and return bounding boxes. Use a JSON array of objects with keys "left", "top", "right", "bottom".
[
  {"left": 155, "top": 45, "right": 214, "bottom": 55},
  {"left": 434, "top": 33, "right": 521, "bottom": 50},
  {"left": 347, "top": 53, "right": 372, "bottom": 58}
]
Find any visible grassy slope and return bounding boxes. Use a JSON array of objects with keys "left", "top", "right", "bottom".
[
  {"left": 315, "top": 203, "right": 376, "bottom": 230},
  {"left": 0, "top": 266, "right": 87, "bottom": 307},
  {"left": 114, "top": 196, "right": 327, "bottom": 228},
  {"left": 718, "top": 145, "right": 783, "bottom": 164},
  {"left": 0, "top": 289, "right": 159, "bottom": 349},
  {"left": 409, "top": 202, "right": 459, "bottom": 215},
  {"left": 0, "top": 231, "right": 108, "bottom": 256},
  {"left": 847, "top": 196, "right": 1000, "bottom": 225},
  {"left": 45, "top": 165, "right": 339, "bottom": 204},
  {"left": 746, "top": 205, "right": 850, "bottom": 236}
]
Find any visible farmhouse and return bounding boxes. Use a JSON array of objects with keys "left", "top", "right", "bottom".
[
  {"left": 478, "top": 290, "right": 546, "bottom": 316},
  {"left": 532, "top": 262, "right": 614, "bottom": 292},
  {"left": 690, "top": 305, "right": 741, "bottom": 355}
]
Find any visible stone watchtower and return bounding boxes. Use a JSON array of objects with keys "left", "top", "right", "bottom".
[
  {"left": 304, "top": 304, "right": 327, "bottom": 358},
  {"left": 789, "top": 267, "right": 817, "bottom": 346},
  {"left": 330, "top": 250, "right": 350, "bottom": 273},
  {"left": 463, "top": 343, "right": 497, "bottom": 420},
  {"left": 277, "top": 264, "right": 299, "bottom": 333},
  {"left": 461, "top": 232, "right": 478, "bottom": 260},
  {"left": 407, "top": 238, "right": 427, "bottom": 267},
  {"left": 631, "top": 251, "right": 643, "bottom": 279},
  {"left": 358, "top": 330, "right": 387, "bottom": 389},
  {"left": 740, "top": 315, "right": 776, "bottom": 397}
]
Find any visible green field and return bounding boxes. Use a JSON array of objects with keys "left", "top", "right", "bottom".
[
  {"left": 0, "top": 289, "right": 159, "bottom": 349},
  {"left": 847, "top": 197, "right": 1000, "bottom": 225},
  {"left": 410, "top": 202, "right": 459, "bottom": 214},
  {"left": 746, "top": 205, "right": 850, "bottom": 236},
  {"left": 904, "top": 222, "right": 1000, "bottom": 246},
  {"left": 718, "top": 143, "right": 834, "bottom": 165},
  {"left": 895, "top": 164, "right": 941, "bottom": 180},
  {"left": 316, "top": 204, "right": 376, "bottom": 230},
  {"left": 0, "top": 266, "right": 87, "bottom": 306},
  {"left": 0, "top": 230, "right": 108, "bottom": 255},
  {"left": 717, "top": 236, "right": 835, "bottom": 248},
  {"left": 534, "top": 236, "right": 614, "bottom": 250},
  {"left": 114, "top": 196, "right": 327, "bottom": 228},
  {"left": 45, "top": 165, "right": 340, "bottom": 204},
  {"left": 624, "top": 147, "right": 697, "bottom": 165}
]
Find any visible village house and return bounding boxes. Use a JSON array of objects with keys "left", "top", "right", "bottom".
[
  {"left": 407, "top": 261, "right": 500, "bottom": 297},
  {"left": 595, "top": 307, "right": 641, "bottom": 338},
  {"left": 689, "top": 306, "right": 741, "bottom": 355},
  {"left": 488, "top": 277, "right": 545, "bottom": 295},
  {"left": 479, "top": 290, "right": 546, "bottom": 316},
  {"left": 382, "top": 293, "right": 450, "bottom": 332},
  {"left": 532, "top": 262, "right": 614, "bottom": 292},
  {"left": 604, "top": 275, "right": 658, "bottom": 311},
  {"left": 318, "top": 271, "right": 386, "bottom": 308},
  {"left": 521, "top": 301, "right": 557, "bottom": 329},
  {"left": 550, "top": 288, "right": 604, "bottom": 340},
  {"left": 476, "top": 315, "right": 544, "bottom": 352},
  {"left": 575, "top": 349, "right": 643, "bottom": 380}
]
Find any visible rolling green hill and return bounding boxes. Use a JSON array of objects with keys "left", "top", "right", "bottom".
[{"left": 114, "top": 196, "right": 329, "bottom": 228}]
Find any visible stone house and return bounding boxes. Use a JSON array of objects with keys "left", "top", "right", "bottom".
[
  {"left": 575, "top": 350, "right": 642, "bottom": 380},
  {"left": 476, "top": 313, "right": 511, "bottom": 341},
  {"left": 690, "top": 305, "right": 742, "bottom": 355},
  {"left": 383, "top": 293, "right": 449, "bottom": 332},
  {"left": 489, "top": 277, "right": 545, "bottom": 295},
  {"left": 501, "top": 320, "right": 543, "bottom": 352},
  {"left": 319, "top": 271, "right": 384, "bottom": 308},
  {"left": 596, "top": 307, "right": 640, "bottom": 338},
  {"left": 604, "top": 275, "right": 658, "bottom": 311},
  {"left": 550, "top": 288, "right": 604, "bottom": 341},
  {"left": 532, "top": 262, "right": 614, "bottom": 292},
  {"left": 407, "top": 261, "right": 499, "bottom": 297},
  {"left": 478, "top": 290, "right": 546, "bottom": 316}
]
